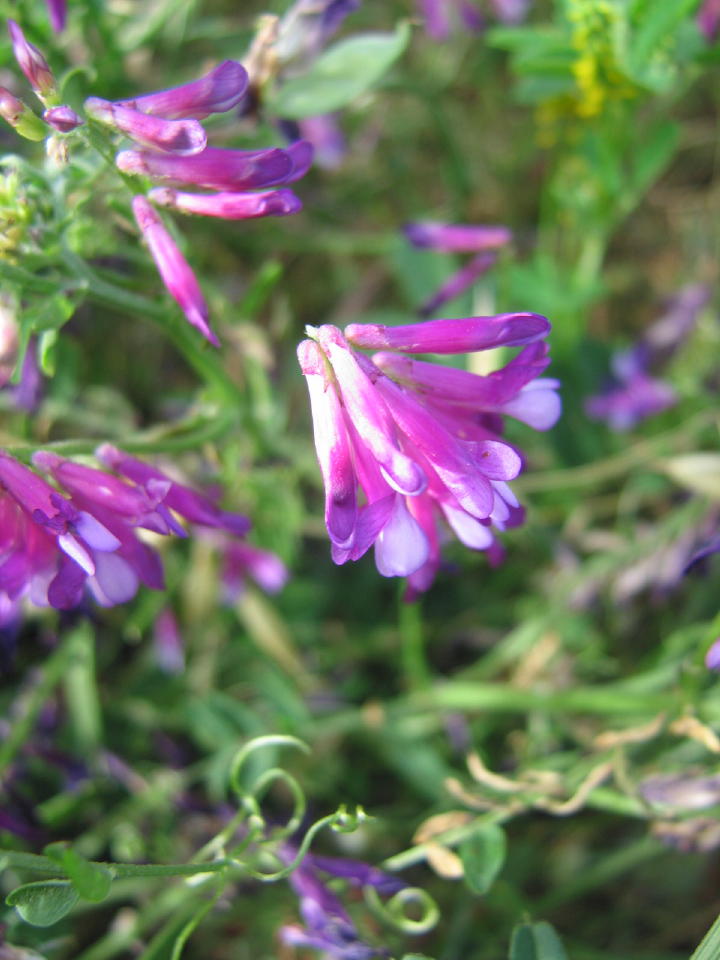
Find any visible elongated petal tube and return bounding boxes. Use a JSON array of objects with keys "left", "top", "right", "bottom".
[
  {"left": 116, "top": 60, "right": 248, "bottom": 119},
  {"left": 86, "top": 97, "right": 207, "bottom": 155}
]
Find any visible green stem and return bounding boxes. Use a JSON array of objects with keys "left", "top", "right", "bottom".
[{"left": 0, "top": 849, "right": 233, "bottom": 878}]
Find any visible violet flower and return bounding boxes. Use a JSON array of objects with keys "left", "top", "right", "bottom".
[
  {"left": 43, "top": 104, "right": 83, "bottom": 133},
  {"left": 222, "top": 541, "right": 289, "bottom": 599},
  {"left": 275, "top": 0, "right": 361, "bottom": 66},
  {"left": 281, "top": 850, "right": 403, "bottom": 960},
  {"left": 131, "top": 196, "right": 218, "bottom": 346},
  {"left": 148, "top": 186, "right": 302, "bottom": 220},
  {"left": 586, "top": 284, "right": 709, "bottom": 431},
  {"left": 86, "top": 97, "right": 207, "bottom": 156},
  {"left": 416, "top": 0, "right": 530, "bottom": 37},
  {"left": 116, "top": 60, "right": 248, "bottom": 119},
  {"left": 45, "top": 0, "right": 67, "bottom": 33},
  {"left": 698, "top": 0, "right": 720, "bottom": 41},
  {"left": 298, "top": 313, "right": 559, "bottom": 597},
  {"left": 404, "top": 220, "right": 512, "bottom": 315},
  {"left": 7, "top": 20, "right": 56, "bottom": 101}
]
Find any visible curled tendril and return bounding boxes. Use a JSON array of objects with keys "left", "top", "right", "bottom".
[
  {"left": 228, "top": 734, "right": 311, "bottom": 798},
  {"left": 365, "top": 885, "right": 440, "bottom": 935}
]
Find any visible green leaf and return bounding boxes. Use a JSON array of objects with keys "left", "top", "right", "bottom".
[
  {"left": 690, "top": 910, "right": 720, "bottom": 960},
  {"left": 459, "top": 823, "right": 507, "bottom": 895},
  {"left": 509, "top": 922, "right": 569, "bottom": 960},
  {"left": 270, "top": 22, "right": 410, "bottom": 119},
  {"left": 6, "top": 881, "right": 79, "bottom": 927},
  {"left": 43, "top": 843, "right": 112, "bottom": 903}
]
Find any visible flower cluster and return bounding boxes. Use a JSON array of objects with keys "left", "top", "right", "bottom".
[
  {"left": 0, "top": 445, "right": 283, "bottom": 624},
  {"left": 404, "top": 220, "right": 513, "bottom": 316},
  {"left": 85, "top": 61, "right": 310, "bottom": 346},
  {"left": 298, "top": 312, "right": 560, "bottom": 598}
]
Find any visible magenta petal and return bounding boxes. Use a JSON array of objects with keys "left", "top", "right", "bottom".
[
  {"left": 43, "top": 105, "right": 83, "bottom": 132},
  {"left": 404, "top": 221, "right": 511, "bottom": 253},
  {"left": 284, "top": 139, "right": 314, "bottom": 181},
  {"left": 149, "top": 187, "right": 302, "bottom": 219},
  {"left": 116, "top": 60, "right": 248, "bottom": 119},
  {"left": 345, "top": 313, "right": 551, "bottom": 354},
  {"left": 131, "top": 196, "right": 218, "bottom": 346},
  {"left": 316, "top": 326, "right": 427, "bottom": 497},
  {"left": 374, "top": 496, "right": 430, "bottom": 577},
  {"left": 298, "top": 339, "right": 357, "bottom": 548},
  {"left": 118, "top": 146, "right": 295, "bottom": 191},
  {"left": 85, "top": 98, "right": 207, "bottom": 155},
  {"left": 7, "top": 20, "right": 55, "bottom": 98},
  {"left": 348, "top": 495, "right": 395, "bottom": 561},
  {"left": 419, "top": 252, "right": 497, "bottom": 317}
]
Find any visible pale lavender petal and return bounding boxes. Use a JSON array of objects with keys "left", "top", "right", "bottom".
[
  {"left": 89, "top": 552, "right": 139, "bottom": 605},
  {"left": 707, "top": 638, "right": 720, "bottom": 671},
  {"left": 345, "top": 313, "right": 551, "bottom": 354},
  {"left": 470, "top": 440, "right": 522, "bottom": 480},
  {"left": 441, "top": 503, "right": 494, "bottom": 549},
  {"left": 374, "top": 496, "right": 430, "bottom": 577},
  {"left": 57, "top": 532, "right": 94, "bottom": 575},
  {"left": 131, "top": 195, "right": 218, "bottom": 346},
  {"left": 346, "top": 495, "right": 396, "bottom": 562},
  {"left": 116, "top": 61, "right": 248, "bottom": 119},
  {"left": 500, "top": 379, "right": 562, "bottom": 429},
  {"left": 74, "top": 511, "right": 121, "bottom": 551},
  {"left": 85, "top": 98, "right": 207, "bottom": 155},
  {"left": 298, "top": 114, "right": 345, "bottom": 170}
]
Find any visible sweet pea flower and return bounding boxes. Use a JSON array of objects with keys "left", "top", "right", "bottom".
[{"left": 298, "top": 312, "right": 559, "bottom": 597}]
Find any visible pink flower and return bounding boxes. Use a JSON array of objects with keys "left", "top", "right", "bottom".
[
  {"left": 7, "top": 20, "right": 55, "bottom": 100},
  {"left": 85, "top": 98, "right": 206, "bottom": 156},
  {"left": 298, "top": 313, "right": 559, "bottom": 597},
  {"left": 131, "top": 196, "right": 218, "bottom": 346}
]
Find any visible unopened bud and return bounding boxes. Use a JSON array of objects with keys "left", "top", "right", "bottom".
[
  {"left": 43, "top": 104, "right": 83, "bottom": 133},
  {"left": 0, "top": 86, "right": 47, "bottom": 140},
  {"left": 7, "top": 20, "right": 56, "bottom": 100}
]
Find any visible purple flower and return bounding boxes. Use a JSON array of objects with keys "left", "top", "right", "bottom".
[
  {"left": 298, "top": 313, "right": 559, "bottom": 596},
  {"left": 707, "top": 638, "right": 720, "bottom": 671},
  {"left": 118, "top": 143, "right": 309, "bottom": 192},
  {"left": 415, "top": 0, "right": 486, "bottom": 39},
  {"left": 12, "top": 336, "right": 43, "bottom": 413},
  {"left": 698, "top": 0, "right": 720, "bottom": 41},
  {"left": 43, "top": 104, "right": 84, "bottom": 133},
  {"left": 85, "top": 97, "right": 206, "bottom": 155},
  {"left": 586, "top": 284, "right": 709, "bottom": 431},
  {"left": 298, "top": 114, "right": 346, "bottom": 170},
  {"left": 7, "top": 21, "right": 55, "bottom": 101},
  {"left": 221, "top": 542, "right": 288, "bottom": 599},
  {"left": 116, "top": 60, "right": 248, "bottom": 119},
  {"left": 131, "top": 196, "right": 218, "bottom": 346},
  {"left": 148, "top": 186, "right": 302, "bottom": 220},
  {"left": 281, "top": 850, "right": 402, "bottom": 960},
  {"left": 45, "top": 0, "right": 67, "bottom": 33},
  {"left": 489, "top": 0, "right": 531, "bottom": 24},
  {"left": 0, "top": 446, "right": 254, "bottom": 618}
]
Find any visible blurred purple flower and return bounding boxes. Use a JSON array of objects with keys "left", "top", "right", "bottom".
[
  {"left": 698, "top": 0, "right": 720, "bottom": 41},
  {"left": 281, "top": 850, "right": 402, "bottom": 960},
  {"left": 298, "top": 114, "right": 346, "bottom": 170},
  {"left": 489, "top": 0, "right": 531, "bottom": 24},
  {"left": 222, "top": 541, "right": 288, "bottom": 599},
  {"left": 45, "top": 0, "right": 67, "bottom": 33},
  {"left": 416, "top": 0, "right": 485, "bottom": 40},
  {"left": 705, "top": 637, "right": 720, "bottom": 671},
  {"left": 131, "top": 196, "right": 218, "bottom": 346},
  {"left": 148, "top": 186, "right": 302, "bottom": 219},
  {"left": 404, "top": 220, "right": 512, "bottom": 315},
  {"left": 12, "top": 337, "right": 43, "bottom": 413},
  {"left": 586, "top": 284, "right": 710, "bottom": 431},
  {"left": 154, "top": 608, "right": 185, "bottom": 674},
  {"left": 298, "top": 313, "right": 559, "bottom": 596}
]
